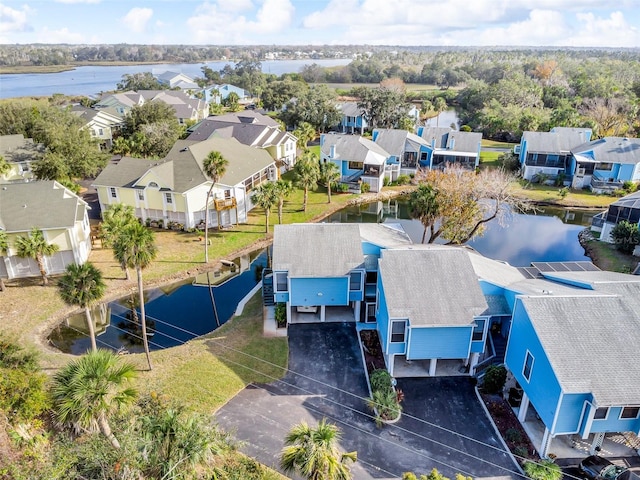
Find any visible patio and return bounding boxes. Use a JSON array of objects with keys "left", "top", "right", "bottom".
[
  {"left": 392, "top": 356, "right": 470, "bottom": 378},
  {"left": 289, "top": 305, "right": 356, "bottom": 324}
]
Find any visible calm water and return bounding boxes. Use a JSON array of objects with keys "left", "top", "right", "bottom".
[
  {"left": 423, "top": 109, "right": 461, "bottom": 129},
  {"left": 49, "top": 249, "right": 267, "bottom": 354},
  {"left": 0, "top": 58, "right": 352, "bottom": 99},
  {"left": 329, "top": 201, "right": 593, "bottom": 267},
  {"left": 49, "top": 203, "right": 594, "bottom": 354}
]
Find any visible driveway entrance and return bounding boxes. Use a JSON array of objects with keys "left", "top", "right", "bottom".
[{"left": 215, "top": 323, "right": 519, "bottom": 479}]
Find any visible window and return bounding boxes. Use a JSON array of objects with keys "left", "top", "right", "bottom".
[
  {"left": 349, "top": 271, "right": 362, "bottom": 291},
  {"left": 137, "top": 190, "right": 144, "bottom": 201},
  {"left": 621, "top": 407, "right": 640, "bottom": 419},
  {"left": 472, "top": 319, "right": 485, "bottom": 342},
  {"left": 109, "top": 187, "right": 117, "bottom": 198},
  {"left": 348, "top": 161, "right": 363, "bottom": 170},
  {"left": 597, "top": 162, "right": 613, "bottom": 171},
  {"left": 149, "top": 182, "right": 159, "bottom": 188},
  {"left": 165, "top": 193, "right": 173, "bottom": 204},
  {"left": 594, "top": 407, "right": 609, "bottom": 420},
  {"left": 224, "top": 189, "right": 231, "bottom": 199},
  {"left": 420, "top": 152, "right": 428, "bottom": 161},
  {"left": 390, "top": 320, "right": 406, "bottom": 343},
  {"left": 275, "top": 272, "right": 288, "bottom": 292},
  {"left": 523, "top": 351, "right": 534, "bottom": 381}
]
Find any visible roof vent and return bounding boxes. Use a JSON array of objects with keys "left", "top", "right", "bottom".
[{"left": 180, "top": 147, "right": 189, "bottom": 152}]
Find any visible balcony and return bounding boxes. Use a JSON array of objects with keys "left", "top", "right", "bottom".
[
  {"left": 590, "top": 175, "right": 623, "bottom": 193},
  {"left": 214, "top": 197, "right": 237, "bottom": 211}
]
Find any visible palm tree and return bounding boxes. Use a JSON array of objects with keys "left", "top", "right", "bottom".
[
  {"left": 319, "top": 161, "right": 341, "bottom": 204},
  {"left": 251, "top": 181, "right": 280, "bottom": 234},
  {"left": 280, "top": 418, "right": 357, "bottom": 480},
  {"left": 294, "top": 152, "right": 320, "bottom": 212},
  {"left": 293, "top": 121, "right": 316, "bottom": 152},
  {"left": 275, "top": 179, "right": 294, "bottom": 225},
  {"left": 202, "top": 151, "right": 228, "bottom": 264},
  {"left": 100, "top": 203, "right": 137, "bottom": 280},
  {"left": 51, "top": 349, "right": 137, "bottom": 449},
  {"left": 408, "top": 184, "right": 440, "bottom": 244},
  {"left": 113, "top": 222, "right": 157, "bottom": 370},
  {"left": 58, "top": 262, "right": 106, "bottom": 352},
  {"left": 0, "top": 230, "right": 8, "bottom": 292},
  {"left": 433, "top": 97, "right": 447, "bottom": 127},
  {"left": 14, "top": 227, "right": 59, "bottom": 286}
]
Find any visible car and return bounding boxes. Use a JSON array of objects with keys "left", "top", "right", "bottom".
[{"left": 579, "top": 456, "right": 640, "bottom": 480}]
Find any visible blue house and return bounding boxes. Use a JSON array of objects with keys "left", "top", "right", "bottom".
[
  {"left": 336, "top": 102, "right": 368, "bottom": 135},
  {"left": 517, "top": 127, "right": 592, "bottom": 182},
  {"left": 376, "top": 246, "right": 493, "bottom": 377},
  {"left": 202, "top": 84, "right": 250, "bottom": 105},
  {"left": 371, "top": 128, "right": 431, "bottom": 181},
  {"left": 416, "top": 126, "right": 483, "bottom": 170},
  {"left": 590, "top": 191, "right": 640, "bottom": 246},
  {"left": 319, "top": 134, "right": 389, "bottom": 193},
  {"left": 271, "top": 223, "right": 412, "bottom": 324},
  {"left": 570, "top": 137, "right": 640, "bottom": 193},
  {"left": 505, "top": 292, "right": 640, "bottom": 458}
]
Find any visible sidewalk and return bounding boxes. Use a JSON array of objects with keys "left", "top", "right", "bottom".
[{"left": 262, "top": 305, "right": 287, "bottom": 337}]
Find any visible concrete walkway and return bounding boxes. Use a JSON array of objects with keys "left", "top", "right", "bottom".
[{"left": 215, "top": 323, "right": 520, "bottom": 479}]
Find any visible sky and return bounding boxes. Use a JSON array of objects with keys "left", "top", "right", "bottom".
[{"left": 1, "top": 0, "right": 640, "bottom": 47}]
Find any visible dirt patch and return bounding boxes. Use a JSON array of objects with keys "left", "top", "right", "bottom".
[
  {"left": 359, "top": 329, "right": 386, "bottom": 376},
  {"left": 481, "top": 393, "right": 540, "bottom": 463}
]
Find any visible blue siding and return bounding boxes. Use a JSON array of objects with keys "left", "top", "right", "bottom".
[
  {"left": 349, "top": 291, "right": 363, "bottom": 302},
  {"left": 505, "top": 299, "right": 562, "bottom": 429},
  {"left": 470, "top": 339, "right": 484, "bottom": 354},
  {"left": 376, "top": 275, "right": 390, "bottom": 350},
  {"left": 275, "top": 292, "right": 289, "bottom": 302},
  {"left": 407, "top": 326, "right": 472, "bottom": 360},
  {"left": 618, "top": 163, "right": 638, "bottom": 181},
  {"left": 555, "top": 393, "right": 589, "bottom": 434},
  {"left": 290, "top": 277, "right": 348, "bottom": 306},
  {"left": 540, "top": 273, "right": 594, "bottom": 289},
  {"left": 591, "top": 407, "right": 640, "bottom": 434},
  {"left": 362, "top": 241, "right": 383, "bottom": 256}
]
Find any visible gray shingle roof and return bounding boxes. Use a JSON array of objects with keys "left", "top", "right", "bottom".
[
  {"left": 379, "top": 246, "right": 488, "bottom": 326},
  {"left": 0, "top": 134, "right": 45, "bottom": 163},
  {"left": 272, "top": 224, "right": 364, "bottom": 277},
  {"left": 357, "top": 223, "right": 412, "bottom": 248},
  {"left": 0, "top": 181, "right": 87, "bottom": 232},
  {"left": 187, "top": 113, "right": 288, "bottom": 148},
  {"left": 94, "top": 137, "right": 275, "bottom": 193},
  {"left": 321, "top": 134, "right": 389, "bottom": 165},
  {"left": 522, "top": 129, "right": 591, "bottom": 154},
  {"left": 572, "top": 137, "right": 640, "bottom": 165},
  {"left": 540, "top": 270, "right": 640, "bottom": 288},
  {"left": 338, "top": 102, "right": 364, "bottom": 117},
  {"left": 419, "top": 127, "right": 451, "bottom": 148},
  {"left": 520, "top": 295, "right": 640, "bottom": 406},
  {"left": 373, "top": 129, "right": 429, "bottom": 157}
]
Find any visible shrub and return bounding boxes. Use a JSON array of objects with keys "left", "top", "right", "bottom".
[
  {"left": 554, "top": 172, "right": 565, "bottom": 186},
  {"left": 274, "top": 302, "right": 287, "bottom": 328},
  {"left": 360, "top": 182, "right": 371, "bottom": 193},
  {"left": 610, "top": 220, "right": 640, "bottom": 254},
  {"left": 622, "top": 180, "right": 638, "bottom": 193},
  {"left": 523, "top": 459, "right": 562, "bottom": 480},
  {"left": 334, "top": 183, "right": 349, "bottom": 193},
  {"left": 367, "top": 369, "right": 401, "bottom": 424},
  {"left": 369, "top": 369, "right": 392, "bottom": 392},
  {"left": 558, "top": 187, "right": 569, "bottom": 199},
  {"left": 383, "top": 177, "right": 391, "bottom": 187},
  {"left": 482, "top": 365, "right": 507, "bottom": 394},
  {"left": 505, "top": 427, "right": 523, "bottom": 443},
  {"left": 498, "top": 152, "right": 521, "bottom": 173},
  {"left": 396, "top": 174, "right": 411, "bottom": 185}
]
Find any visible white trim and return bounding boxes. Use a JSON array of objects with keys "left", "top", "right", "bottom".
[
  {"left": 620, "top": 406, "right": 640, "bottom": 420},
  {"left": 594, "top": 406, "right": 610, "bottom": 421},
  {"left": 390, "top": 319, "right": 407, "bottom": 344}
]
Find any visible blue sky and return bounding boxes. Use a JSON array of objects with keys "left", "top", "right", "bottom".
[{"left": 1, "top": 0, "right": 639, "bottom": 47}]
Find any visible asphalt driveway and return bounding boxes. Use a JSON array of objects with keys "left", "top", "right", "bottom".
[{"left": 215, "top": 323, "right": 519, "bottom": 479}]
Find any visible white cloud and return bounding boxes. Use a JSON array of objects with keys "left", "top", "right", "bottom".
[
  {"left": 122, "top": 7, "right": 153, "bottom": 34},
  {"left": 36, "top": 27, "right": 85, "bottom": 43},
  {"left": 473, "top": 9, "right": 568, "bottom": 46},
  {"left": 0, "top": 3, "right": 33, "bottom": 34},
  {"left": 186, "top": 0, "right": 294, "bottom": 43},
  {"left": 569, "top": 11, "right": 640, "bottom": 47}
]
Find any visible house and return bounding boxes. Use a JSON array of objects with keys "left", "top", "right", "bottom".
[
  {"left": 570, "top": 137, "right": 640, "bottom": 193},
  {"left": 376, "top": 246, "right": 495, "bottom": 378},
  {"left": 590, "top": 191, "right": 640, "bottom": 244},
  {"left": 417, "top": 126, "right": 483, "bottom": 170},
  {"left": 187, "top": 111, "right": 297, "bottom": 170},
  {"left": 92, "top": 137, "right": 277, "bottom": 229},
  {"left": 95, "top": 90, "right": 208, "bottom": 124},
  {"left": 154, "top": 71, "right": 199, "bottom": 92},
  {"left": 319, "top": 133, "right": 389, "bottom": 193},
  {"left": 70, "top": 105, "right": 124, "bottom": 150},
  {"left": 517, "top": 127, "right": 592, "bottom": 182},
  {"left": 0, "top": 134, "right": 45, "bottom": 183},
  {"left": 371, "top": 128, "right": 431, "bottom": 181},
  {"left": 202, "top": 84, "right": 250, "bottom": 105},
  {"left": 271, "top": 222, "right": 412, "bottom": 324},
  {"left": 336, "top": 102, "right": 368, "bottom": 135},
  {"left": 0, "top": 181, "right": 92, "bottom": 281}
]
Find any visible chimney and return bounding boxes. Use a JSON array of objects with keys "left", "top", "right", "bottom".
[{"left": 330, "top": 144, "right": 337, "bottom": 159}]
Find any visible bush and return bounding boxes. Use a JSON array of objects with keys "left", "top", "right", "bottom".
[
  {"left": 482, "top": 365, "right": 507, "bottom": 394},
  {"left": 369, "top": 369, "right": 392, "bottom": 392},
  {"left": 523, "top": 459, "right": 562, "bottom": 480},
  {"left": 367, "top": 369, "right": 401, "bottom": 424},
  {"left": 334, "top": 183, "right": 349, "bottom": 193},
  {"left": 498, "top": 152, "right": 521, "bottom": 173},
  {"left": 558, "top": 187, "right": 569, "bottom": 199},
  {"left": 610, "top": 220, "right": 640, "bottom": 254},
  {"left": 622, "top": 180, "right": 638, "bottom": 193},
  {"left": 396, "top": 174, "right": 411, "bottom": 185},
  {"left": 360, "top": 182, "right": 371, "bottom": 193},
  {"left": 274, "top": 303, "right": 287, "bottom": 328},
  {"left": 554, "top": 172, "right": 565, "bottom": 187},
  {"left": 383, "top": 177, "right": 391, "bottom": 187}
]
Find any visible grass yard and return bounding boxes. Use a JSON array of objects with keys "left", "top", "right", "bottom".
[
  {"left": 511, "top": 182, "right": 617, "bottom": 208},
  {"left": 479, "top": 150, "right": 502, "bottom": 169},
  {"left": 481, "top": 139, "right": 517, "bottom": 149},
  {"left": 582, "top": 238, "right": 639, "bottom": 274}
]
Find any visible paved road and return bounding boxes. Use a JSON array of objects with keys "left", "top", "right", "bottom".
[{"left": 215, "top": 323, "right": 519, "bottom": 479}]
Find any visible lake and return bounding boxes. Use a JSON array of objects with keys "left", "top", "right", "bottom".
[
  {"left": 0, "top": 58, "right": 352, "bottom": 99},
  {"left": 48, "top": 203, "right": 595, "bottom": 354}
]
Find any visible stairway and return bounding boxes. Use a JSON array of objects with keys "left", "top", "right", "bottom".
[
  {"left": 492, "top": 331, "right": 507, "bottom": 364},
  {"left": 262, "top": 269, "right": 274, "bottom": 306}
]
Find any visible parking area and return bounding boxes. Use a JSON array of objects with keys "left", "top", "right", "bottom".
[{"left": 215, "top": 323, "right": 519, "bottom": 479}]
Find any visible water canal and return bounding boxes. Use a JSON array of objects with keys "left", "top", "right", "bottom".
[{"left": 49, "top": 202, "right": 596, "bottom": 354}]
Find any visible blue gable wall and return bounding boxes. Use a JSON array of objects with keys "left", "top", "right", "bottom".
[
  {"left": 619, "top": 163, "right": 639, "bottom": 181},
  {"left": 505, "top": 299, "right": 562, "bottom": 430},
  {"left": 589, "top": 407, "right": 640, "bottom": 435},
  {"left": 290, "top": 277, "right": 348, "bottom": 306},
  {"left": 407, "top": 326, "right": 472, "bottom": 360},
  {"left": 555, "top": 393, "right": 590, "bottom": 435}
]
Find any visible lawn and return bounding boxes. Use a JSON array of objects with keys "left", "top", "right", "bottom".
[
  {"left": 511, "top": 182, "right": 617, "bottom": 208},
  {"left": 481, "top": 139, "right": 517, "bottom": 149},
  {"left": 479, "top": 150, "right": 502, "bottom": 169},
  {"left": 581, "top": 237, "right": 639, "bottom": 274}
]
